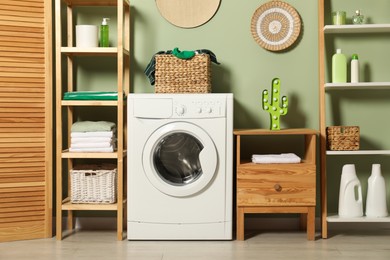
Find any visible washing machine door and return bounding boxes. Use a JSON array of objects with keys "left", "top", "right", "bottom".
[{"left": 142, "top": 122, "right": 218, "bottom": 197}]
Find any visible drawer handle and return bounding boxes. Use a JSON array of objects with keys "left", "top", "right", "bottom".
[{"left": 274, "top": 184, "right": 282, "bottom": 192}]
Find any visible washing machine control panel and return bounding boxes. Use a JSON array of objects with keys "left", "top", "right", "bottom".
[{"left": 173, "top": 98, "right": 225, "bottom": 118}]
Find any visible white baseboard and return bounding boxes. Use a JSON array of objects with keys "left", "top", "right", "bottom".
[{"left": 58, "top": 216, "right": 390, "bottom": 233}]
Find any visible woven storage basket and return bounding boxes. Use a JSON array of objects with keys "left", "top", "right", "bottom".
[
  {"left": 327, "top": 126, "right": 360, "bottom": 151},
  {"left": 155, "top": 54, "right": 211, "bottom": 93},
  {"left": 71, "top": 164, "right": 117, "bottom": 204}
]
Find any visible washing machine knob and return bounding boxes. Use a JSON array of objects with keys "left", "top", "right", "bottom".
[
  {"left": 196, "top": 107, "right": 202, "bottom": 113},
  {"left": 206, "top": 107, "right": 212, "bottom": 113},
  {"left": 176, "top": 105, "right": 185, "bottom": 115}
]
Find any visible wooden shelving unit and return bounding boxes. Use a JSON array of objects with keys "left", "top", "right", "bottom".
[
  {"left": 318, "top": 0, "right": 390, "bottom": 238},
  {"left": 234, "top": 128, "right": 318, "bottom": 241},
  {"left": 55, "top": 0, "right": 130, "bottom": 240}
]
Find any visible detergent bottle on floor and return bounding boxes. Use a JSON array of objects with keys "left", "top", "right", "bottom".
[{"left": 338, "top": 164, "right": 363, "bottom": 218}]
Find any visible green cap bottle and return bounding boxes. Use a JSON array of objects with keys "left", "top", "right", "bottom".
[{"left": 100, "top": 18, "right": 110, "bottom": 47}]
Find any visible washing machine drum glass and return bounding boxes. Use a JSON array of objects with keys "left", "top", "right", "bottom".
[{"left": 153, "top": 133, "right": 203, "bottom": 186}]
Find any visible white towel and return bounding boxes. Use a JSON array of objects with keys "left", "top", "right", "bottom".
[
  {"left": 252, "top": 153, "right": 301, "bottom": 164},
  {"left": 69, "top": 146, "right": 114, "bottom": 153},
  {"left": 70, "top": 142, "right": 113, "bottom": 149},
  {"left": 71, "top": 137, "right": 114, "bottom": 144},
  {"left": 70, "top": 131, "right": 114, "bottom": 138}
]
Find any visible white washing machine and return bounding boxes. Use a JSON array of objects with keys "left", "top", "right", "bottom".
[{"left": 127, "top": 93, "right": 233, "bottom": 240}]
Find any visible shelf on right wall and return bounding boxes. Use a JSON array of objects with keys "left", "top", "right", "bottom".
[
  {"left": 325, "top": 82, "right": 390, "bottom": 90},
  {"left": 318, "top": 0, "right": 390, "bottom": 239},
  {"left": 324, "top": 24, "right": 390, "bottom": 33}
]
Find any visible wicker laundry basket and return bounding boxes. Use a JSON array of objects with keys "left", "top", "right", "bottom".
[
  {"left": 155, "top": 54, "right": 211, "bottom": 93},
  {"left": 326, "top": 126, "right": 360, "bottom": 151},
  {"left": 70, "top": 164, "right": 117, "bottom": 204}
]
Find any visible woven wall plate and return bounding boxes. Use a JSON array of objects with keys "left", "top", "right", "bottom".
[
  {"left": 251, "top": 0, "right": 301, "bottom": 51},
  {"left": 156, "top": 0, "right": 221, "bottom": 28}
]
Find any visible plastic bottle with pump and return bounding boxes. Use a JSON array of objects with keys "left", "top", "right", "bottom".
[
  {"left": 351, "top": 54, "right": 359, "bottom": 83},
  {"left": 332, "top": 49, "right": 347, "bottom": 83},
  {"left": 100, "top": 18, "right": 110, "bottom": 47}
]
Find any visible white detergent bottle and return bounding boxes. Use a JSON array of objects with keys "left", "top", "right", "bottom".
[
  {"left": 338, "top": 164, "right": 363, "bottom": 218},
  {"left": 351, "top": 54, "right": 359, "bottom": 83},
  {"left": 366, "top": 164, "right": 388, "bottom": 217}
]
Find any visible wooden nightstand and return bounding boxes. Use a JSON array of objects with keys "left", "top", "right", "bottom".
[{"left": 234, "top": 128, "right": 318, "bottom": 240}]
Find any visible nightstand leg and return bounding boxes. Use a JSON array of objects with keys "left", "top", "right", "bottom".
[
  {"left": 307, "top": 207, "right": 315, "bottom": 240},
  {"left": 236, "top": 207, "right": 245, "bottom": 240}
]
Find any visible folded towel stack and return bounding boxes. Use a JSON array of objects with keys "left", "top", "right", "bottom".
[
  {"left": 69, "top": 121, "right": 116, "bottom": 152},
  {"left": 251, "top": 153, "right": 301, "bottom": 164}
]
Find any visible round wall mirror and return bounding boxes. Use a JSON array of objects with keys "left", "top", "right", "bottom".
[{"left": 156, "top": 0, "right": 221, "bottom": 28}]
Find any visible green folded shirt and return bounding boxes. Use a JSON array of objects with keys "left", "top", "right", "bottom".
[{"left": 63, "top": 91, "right": 123, "bottom": 100}]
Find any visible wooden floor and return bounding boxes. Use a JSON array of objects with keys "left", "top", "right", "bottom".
[{"left": 1, "top": 230, "right": 390, "bottom": 259}]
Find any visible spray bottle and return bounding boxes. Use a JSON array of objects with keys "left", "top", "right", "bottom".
[{"left": 100, "top": 18, "right": 110, "bottom": 47}]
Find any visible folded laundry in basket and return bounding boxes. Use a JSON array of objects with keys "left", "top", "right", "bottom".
[
  {"left": 71, "top": 121, "right": 116, "bottom": 132},
  {"left": 252, "top": 153, "right": 301, "bottom": 164},
  {"left": 144, "top": 48, "right": 220, "bottom": 85},
  {"left": 72, "top": 163, "right": 117, "bottom": 171}
]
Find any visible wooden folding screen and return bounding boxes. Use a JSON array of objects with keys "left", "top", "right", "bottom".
[{"left": 0, "top": 0, "right": 52, "bottom": 242}]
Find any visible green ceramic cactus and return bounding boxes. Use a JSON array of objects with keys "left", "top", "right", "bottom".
[{"left": 262, "top": 78, "right": 288, "bottom": 130}]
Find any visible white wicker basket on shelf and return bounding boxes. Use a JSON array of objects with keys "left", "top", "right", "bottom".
[{"left": 70, "top": 164, "right": 117, "bottom": 204}]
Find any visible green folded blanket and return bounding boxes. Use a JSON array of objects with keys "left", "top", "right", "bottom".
[
  {"left": 71, "top": 121, "right": 116, "bottom": 132},
  {"left": 63, "top": 91, "right": 123, "bottom": 100}
]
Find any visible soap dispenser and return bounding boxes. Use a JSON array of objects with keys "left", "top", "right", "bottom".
[{"left": 100, "top": 18, "right": 110, "bottom": 47}]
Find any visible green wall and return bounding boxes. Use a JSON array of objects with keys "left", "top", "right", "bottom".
[
  {"left": 131, "top": 0, "right": 390, "bottom": 216},
  {"left": 72, "top": 1, "right": 390, "bottom": 218},
  {"left": 132, "top": 0, "right": 319, "bottom": 131}
]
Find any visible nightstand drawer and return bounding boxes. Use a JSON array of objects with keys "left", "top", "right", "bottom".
[{"left": 237, "top": 163, "right": 316, "bottom": 206}]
